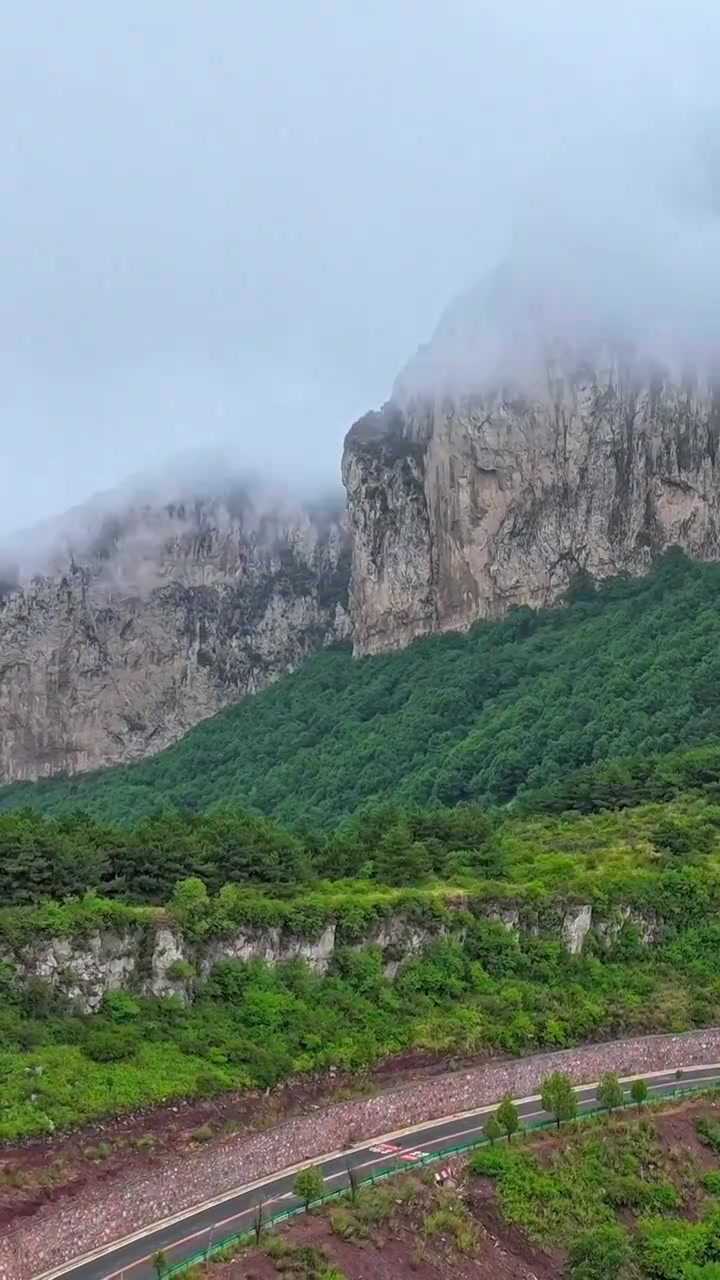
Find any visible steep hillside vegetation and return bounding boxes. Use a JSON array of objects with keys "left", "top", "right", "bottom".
[
  {"left": 1, "top": 788, "right": 720, "bottom": 1136},
  {"left": 1, "top": 549, "right": 719, "bottom": 826}
]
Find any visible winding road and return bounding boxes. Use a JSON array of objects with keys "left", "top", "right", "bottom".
[{"left": 41, "top": 1064, "right": 720, "bottom": 1280}]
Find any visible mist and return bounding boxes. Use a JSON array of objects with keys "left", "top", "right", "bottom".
[{"left": 2, "top": 1, "right": 720, "bottom": 537}]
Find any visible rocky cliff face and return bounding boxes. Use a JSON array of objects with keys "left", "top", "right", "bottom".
[
  {"left": 6, "top": 271, "right": 720, "bottom": 780},
  {"left": 343, "top": 304, "right": 720, "bottom": 654},
  {"left": 0, "top": 483, "right": 350, "bottom": 783},
  {"left": 1, "top": 897, "right": 658, "bottom": 1013}
]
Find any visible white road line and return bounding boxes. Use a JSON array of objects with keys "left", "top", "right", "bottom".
[{"left": 36, "top": 1064, "right": 720, "bottom": 1280}]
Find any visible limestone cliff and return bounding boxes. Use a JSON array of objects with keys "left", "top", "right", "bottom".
[
  {"left": 343, "top": 278, "right": 720, "bottom": 655},
  {"left": 0, "top": 482, "right": 350, "bottom": 783},
  {"left": 0, "top": 896, "right": 658, "bottom": 1013}
]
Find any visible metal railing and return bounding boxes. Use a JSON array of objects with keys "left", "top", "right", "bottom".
[{"left": 157, "top": 1081, "right": 715, "bottom": 1277}]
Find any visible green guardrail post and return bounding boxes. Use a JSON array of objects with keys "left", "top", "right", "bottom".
[{"left": 158, "top": 1080, "right": 719, "bottom": 1277}]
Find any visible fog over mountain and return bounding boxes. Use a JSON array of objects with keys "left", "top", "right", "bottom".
[{"left": 2, "top": 1, "right": 719, "bottom": 537}]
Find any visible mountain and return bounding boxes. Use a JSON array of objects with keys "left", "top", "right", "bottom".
[
  {"left": 0, "top": 477, "right": 350, "bottom": 784},
  {"left": 342, "top": 273, "right": 720, "bottom": 654},
  {"left": 5, "top": 269, "right": 720, "bottom": 785},
  {"left": 2, "top": 551, "right": 719, "bottom": 827}
]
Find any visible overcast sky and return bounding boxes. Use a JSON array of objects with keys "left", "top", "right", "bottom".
[{"left": 1, "top": 1, "right": 719, "bottom": 535}]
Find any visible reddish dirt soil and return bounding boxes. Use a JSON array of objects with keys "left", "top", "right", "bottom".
[
  {"left": 191, "top": 1101, "right": 720, "bottom": 1280},
  {"left": 209, "top": 1178, "right": 556, "bottom": 1280},
  {"left": 0, "top": 1050, "right": 485, "bottom": 1231}
]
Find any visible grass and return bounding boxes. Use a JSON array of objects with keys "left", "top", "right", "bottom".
[
  {"left": 81, "top": 1141, "right": 114, "bottom": 1161},
  {"left": 262, "top": 1238, "right": 341, "bottom": 1277},
  {"left": 190, "top": 1124, "right": 214, "bottom": 1143},
  {"left": 469, "top": 1115, "right": 691, "bottom": 1246},
  {"left": 422, "top": 1200, "right": 477, "bottom": 1252}
]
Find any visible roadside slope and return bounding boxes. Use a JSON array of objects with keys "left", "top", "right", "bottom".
[{"left": 8, "top": 1029, "right": 720, "bottom": 1280}]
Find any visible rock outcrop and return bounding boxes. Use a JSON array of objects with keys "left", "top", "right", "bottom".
[
  {"left": 343, "top": 278, "right": 720, "bottom": 655},
  {"left": 0, "top": 898, "right": 655, "bottom": 1013},
  {"left": 0, "top": 482, "right": 350, "bottom": 783},
  {"left": 1, "top": 915, "right": 456, "bottom": 1013}
]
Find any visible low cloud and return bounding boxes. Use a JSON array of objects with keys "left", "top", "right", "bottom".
[{"left": 1, "top": 1, "right": 719, "bottom": 532}]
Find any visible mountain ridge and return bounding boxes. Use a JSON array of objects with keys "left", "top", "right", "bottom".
[{"left": 5, "top": 271, "right": 720, "bottom": 781}]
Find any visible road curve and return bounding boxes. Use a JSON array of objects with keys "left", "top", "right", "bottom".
[{"left": 40, "top": 1064, "right": 720, "bottom": 1280}]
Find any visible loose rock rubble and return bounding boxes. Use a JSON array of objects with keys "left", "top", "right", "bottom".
[{"left": 3, "top": 1028, "right": 720, "bottom": 1280}]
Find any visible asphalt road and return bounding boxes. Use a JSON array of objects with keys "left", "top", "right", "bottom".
[{"left": 47, "top": 1065, "right": 720, "bottom": 1280}]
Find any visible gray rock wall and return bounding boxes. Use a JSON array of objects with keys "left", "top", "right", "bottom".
[
  {"left": 0, "top": 490, "right": 351, "bottom": 783},
  {"left": 343, "top": 353, "right": 720, "bottom": 655},
  {"left": 0, "top": 900, "right": 657, "bottom": 1013}
]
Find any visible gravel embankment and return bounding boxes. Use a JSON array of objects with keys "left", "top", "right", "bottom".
[{"left": 4, "top": 1029, "right": 720, "bottom": 1280}]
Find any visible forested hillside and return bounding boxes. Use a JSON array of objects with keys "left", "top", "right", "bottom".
[
  {"left": 2, "top": 549, "right": 719, "bottom": 827},
  {"left": 2, "top": 544, "right": 720, "bottom": 1136},
  {"left": 2, "top": 786, "right": 720, "bottom": 1137}
]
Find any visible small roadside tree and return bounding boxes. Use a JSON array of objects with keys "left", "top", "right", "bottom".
[
  {"left": 496, "top": 1095, "right": 520, "bottom": 1142},
  {"left": 630, "top": 1078, "right": 648, "bottom": 1112},
  {"left": 484, "top": 1115, "right": 502, "bottom": 1146},
  {"left": 252, "top": 1198, "right": 265, "bottom": 1245},
  {"left": 541, "top": 1071, "right": 577, "bottom": 1131},
  {"left": 596, "top": 1072, "right": 624, "bottom": 1114},
  {"left": 151, "top": 1251, "right": 167, "bottom": 1280},
  {"left": 293, "top": 1165, "right": 325, "bottom": 1209}
]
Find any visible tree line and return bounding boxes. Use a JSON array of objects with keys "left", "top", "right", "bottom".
[{"left": 0, "top": 802, "right": 497, "bottom": 906}]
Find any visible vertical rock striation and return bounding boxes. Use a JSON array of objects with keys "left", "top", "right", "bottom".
[
  {"left": 0, "top": 484, "right": 350, "bottom": 783},
  {"left": 343, "top": 282, "right": 720, "bottom": 655}
]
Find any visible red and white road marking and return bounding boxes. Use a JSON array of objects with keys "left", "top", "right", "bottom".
[{"left": 368, "top": 1142, "right": 429, "bottom": 1162}]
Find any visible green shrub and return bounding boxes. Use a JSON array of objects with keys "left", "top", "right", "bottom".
[
  {"left": 696, "top": 1116, "right": 720, "bottom": 1154},
  {"left": 635, "top": 1216, "right": 707, "bottom": 1278},
  {"left": 83, "top": 1027, "right": 138, "bottom": 1063},
  {"left": 468, "top": 1146, "right": 512, "bottom": 1177},
  {"left": 605, "top": 1174, "right": 681, "bottom": 1213},
  {"left": 568, "top": 1224, "right": 631, "bottom": 1280},
  {"left": 701, "top": 1171, "right": 720, "bottom": 1195}
]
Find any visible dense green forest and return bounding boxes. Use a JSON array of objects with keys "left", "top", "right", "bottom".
[
  {"left": 2, "top": 789, "right": 720, "bottom": 1136},
  {"left": 2, "top": 550, "right": 720, "bottom": 827},
  {"left": 0, "top": 803, "right": 498, "bottom": 905},
  {"left": 2, "top": 784, "right": 720, "bottom": 909},
  {"left": 1, "top": 551, "right": 720, "bottom": 1139}
]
